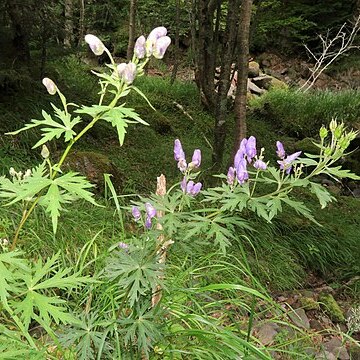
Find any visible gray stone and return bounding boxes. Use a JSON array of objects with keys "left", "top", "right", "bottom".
[
  {"left": 288, "top": 308, "right": 310, "bottom": 329},
  {"left": 256, "top": 323, "right": 279, "bottom": 345},
  {"left": 315, "top": 351, "right": 337, "bottom": 360},
  {"left": 324, "top": 338, "right": 349, "bottom": 360},
  {"left": 247, "top": 79, "right": 265, "bottom": 95},
  {"left": 252, "top": 75, "right": 273, "bottom": 90}
]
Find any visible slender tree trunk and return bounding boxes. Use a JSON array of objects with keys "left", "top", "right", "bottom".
[
  {"left": 170, "top": 0, "right": 181, "bottom": 84},
  {"left": 231, "top": 0, "right": 253, "bottom": 162},
  {"left": 64, "top": 0, "right": 73, "bottom": 48},
  {"left": 127, "top": 0, "right": 137, "bottom": 60},
  {"left": 78, "top": 0, "right": 85, "bottom": 46}
]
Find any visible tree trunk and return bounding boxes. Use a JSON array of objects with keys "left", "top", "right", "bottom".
[
  {"left": 170, "top": 0, "right": 181, "bottom": 84},
  {"left": 78, "top": 0, "right": 85, "bottom": 46},
  {"left": 127, "top": 0, "right": 137, "bottom": 60},
  {"left": 64, "top": 0, "right": 74, "bottom": 48},
  {"left": 231, "top": 0, "right": 253, "bottom": 162}
]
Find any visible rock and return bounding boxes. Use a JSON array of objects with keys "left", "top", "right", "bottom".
[
  {"left": 315, "top": 350, "right": 337, "bottom": 360},
  {"left": 319, "top": 293, "right": 345, "bottom": 323},
  {"left": 310, "top": 319, "right": 325, "bottom": 331},
  {"left": 288, "top": 308, "right": 310, "bottom": 329},
  {"left": 268, "top": 76, "right": 288, "bottom": 90},
  {"left": 349, "top": 345, "right": 360, "bottom": 360},
  {"left": 247, "top": 79, "right": 265, "bottom": 95},
  {"left": 252, "top": 75, "right": 273, "bottom": 90},
  {"left": 63, "top": 151, "right": 122, "bottom": 193},
  {"left": 323, "top": 337, "right": 350, "bottom": 360},
  {"left": 300, "top": 297, "right": 320, "bottom": 311},
  {"left": 256, "top": 323, "right": 279, "bottom": 345},
  {"left": 248, "top": 61, "right": 260, "bottom": 78}
]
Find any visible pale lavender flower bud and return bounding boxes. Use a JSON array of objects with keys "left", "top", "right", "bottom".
[
  {"left": 42, "top": 78, "right": 57, "bottom": 95},
  {"left": 227, "top": 167, "right": 236, "bottom": 185},
  {"left": 236, "top": 158, "right": 249, "bottom": 185},
  {"left": 134, "top": 35, "right": 146, "bottom": 59},
  {"left": 118, "top": 242, "right": 129, "bottom": 250},
  {"left": 177, "top": 159, "right": 187, "bottom": 172},
  {"left": 234, "top": 148, "right": 244, "bottom": 169},
  {"left": 189, "top": 149, "right": 201, "bottom": 168},
  {"left": 145, "top": 202, "right": 157, "bottom": 218},
  {"left": 276, "top": 141, "right": 285, "bottom": 159},
  {"left": 186, "top": 180, "right": 194, "bottom": 194},
  {"left": 153, "top": 36, "right": 171, "bottom": 59},
  {"left": 117, "top": 62, "right": 137, "bottom": 84},
  {"left": 146, "top": 27, "right": 168, "bottom": 57},
  {"left": 145, "top": 216, "right": 152, "bottom": 229},
  {"left": 84, "top": 34, "right": 105, "bottom": 56},
  {"left": 181, "top": 177, "right": 187, "bottom": 192},
  {"left": 246, "top": 136, "right": 257, "bottom": 161},
  {"left": 131, "top": 206, "right": 141, "bottom": 221},
  {"left": 253, "top": 159, "right": 267, "bottom": 170},
  {"left": 277, "top": 151, "right": 302, "bottom": 174},
  {"left": 174, "top": 139, "right": 185, "bottom": 161}
]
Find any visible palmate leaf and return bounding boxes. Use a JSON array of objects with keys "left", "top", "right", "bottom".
[
  {"left": 325, "top": 165, "right": 360, "bottom": 180},
  {"left": 0, "top": 251, "right": 29, "bottom": 309},
  {"left": 310, "top": 182, "right": 335, "bottom": 209},
  {"left": 11, "top": 252, "right": 88, "bottom": 331}
]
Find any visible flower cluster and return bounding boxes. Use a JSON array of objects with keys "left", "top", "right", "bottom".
[
  {"left": 134, "top": 27, "right": 171, "bottom": 60},
  {"left": 9, "top": 167, "right": 32, "bottom": 181},
  {"left": 276, "top": 141, "right": 302, "bottom": 174},
  {"left": 174, "top": 139, "right": 202, "bottom": 196},
  {"left": 131, "top": 202, "right": 157, "bottom": 229},
  {"left": 227, "top": 136, "right": 267, "bottom": 186}
]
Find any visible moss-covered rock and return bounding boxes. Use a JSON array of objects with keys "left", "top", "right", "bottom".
[
  {"left": 248, "top": 61, "right": 260, "bottom": 78},
  {"left": 318, "top": 293, "right": 345, "bottom": 323},
  {"left": 299, "top": 296, "right": 320, "bottom": 311},
  {"left": 269, "top": 76, "right": 288, "bottom": 90},
  {"left": 63, "top": 151, "right": 122, "bottom": 193}
]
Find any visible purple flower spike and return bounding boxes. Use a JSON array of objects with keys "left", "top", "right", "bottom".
[
  {"left": 145, "top": 216, "right": 152, "bottom": 229},
  {"left": 181, "top": 177, "right": 187, "bottom": 192},
  {"left": 42, "top": 78, "right": 57, "bottom": 95},
  {"left": 145, "top": 202, "right": 157, "bottom": 218},
  {"left": 117, "top": 62, "right": 137, "bottom": 84},
  {"left": 227, "top": 167, "right": 236, "bottom": 185},
  {"left": 85, "top": 34, "right": 105, "bottom": 56},
  {"left": 189, "top": 149, "right": 201, "bottom": 168},
  {"left": 131, "top": 206, "right": 141, "bottom": 221},
  {"left": 234, "top": 149, "right": 245, "bottom": 169},
  {"left": 246, "top": 136, "right": 257, "bottom": 161},
  {"left": 276, "top": 141, "right": 285, "bottom": 159},
  {"left": 236, "top": 158, "right": 249, "bottom": 185},
  {"left": 153, "top": 36, "right": 171, "bottom": 59},
  {"left": 254, "top": 159, "right": 267, "bottom": 170},
  {"left": 174, "top": 139, "right": 185, "bottom": 161},
  {"left": 134, "top": 35, "right": 146, "bottom": 59}
]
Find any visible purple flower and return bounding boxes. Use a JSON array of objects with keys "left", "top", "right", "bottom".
[
  {"left": 84, "top": 34, "right": 105, "bottom": 56},
  {"left": 118, "top": 242, "right": 129, "bottom": 250},
  {"left": 181, "top": 177, "right": 187, "bottom": 192},
  {"left": 253, "top": 159, "right": 267, "bottom": 170},
  {"left": 278, "top": 151, "right": 302, "bottom": 174},
  {"left": 42, "top": 78, "right": 57, "bottom": 95},
  {"left": 174, "top": 139, "right": 185, "bottom": 161},
  {"left": 131, "top": 206, "right": 141, "bottom": 221},
  {"left": 227, "top": 166, "right": 236, "bottom": 185},
  {"left": 189, "top": 149, "right": 201, "bottom": 168},
  {"left": 145, "top": 202, "right": 157, "bottom": 218},
  {"left": 147, "top": 26, "right": 168, "bottom": 42},
  {"left": 186, "top": 180, "right": 202, "bottom": 196},
  {"left": 145, "top": 216, "right": 152, "bottom": 229},
  {"left": 236, "top": 158, "right": 249, "bottom": 185},
  {"left": 134, "top": 35, "right": 146, "bottom": 59},
  {"left": 246, "top": 136, "right": 257, "bottom": 161},
  {"left": 153, "top": 36, "right": 171, "bottom": 59},
  {"left": 177, "top": 159, "right": 187, "bottom": 172},
  {"left": 117, "top": 62, "right": 137, "bottom": 84},
  {"left": 276, "top": 141, "right": 285, "bottom": 159}
]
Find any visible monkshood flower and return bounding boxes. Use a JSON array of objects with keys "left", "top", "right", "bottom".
[
  {"left": 276, "top": 141, "right": 285, "bottom": 159},
  {"left": 134, "top": 35, "right": 146, "bottom": 59},
  {"left": 278, "top": 151, "right": 302, "bottom": 174},
  {"left": 236, "top": 157, "right": 249, "bottom": 184},
  {"left": 174, "top": 139, "right": 185, "bottom": 161},
  {"left": 186, "top": 180, "right": 202, "bottom": 196},
  {"left": 253, "top": 159, "right": 267, "bottom": 170},
  {"left": 117, "top": 62, "right": 137, "bottom": 85},
  {"left": 131, "top": 206, "right": 141, "bottom": 221},
  {"left": 181, "top": 176, "right": 187, "bottom": 192},
  {"left": 245, "top": 136, "right": 257, "bottom": 161},
  {"left": 85, "top": 34, "right": 105, "bottom": 56},
  {"left": 189, "top": 149, "right": 201, "bottom": 169},
  {"left": 42, "top": 78, "right": 57, "bottom": 95},
  {"left": 145, "top": 26, "right": 171, "bottom": 58},
  {"left": 145, "top": 202, "right": 157, "bottom": 229},
  {"left": 227, "top": 166, "right": 236, "bottom": 185}
]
